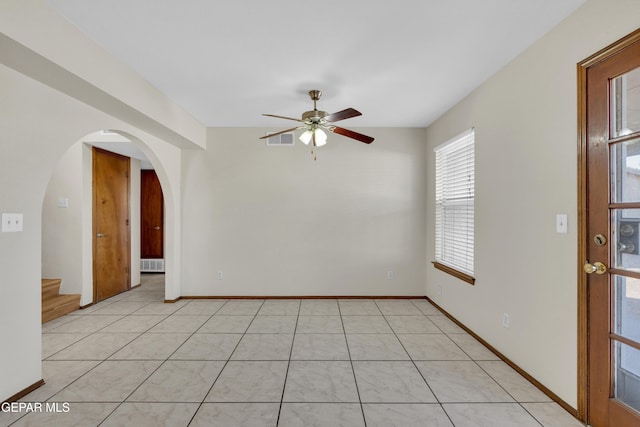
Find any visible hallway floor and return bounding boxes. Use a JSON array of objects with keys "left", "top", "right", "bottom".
[{"left": 2, "top": 275, "right": 583, "bottom": 426}]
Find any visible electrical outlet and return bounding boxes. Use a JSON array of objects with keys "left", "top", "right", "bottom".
[
  {"left": 436, "top": 285, "right": 443, "bottom": 296},
  {"left": 502, "top": 313, "right": 510, "bottom": 328},
  {"left": 217, "top": 271, "right": 223, "bottom": 280},
  {"left": 2, "top": 213, "right": 23, "bottom": 232},
  {"left": 387, "top": 270, "right": 394, "bottom": 280}
]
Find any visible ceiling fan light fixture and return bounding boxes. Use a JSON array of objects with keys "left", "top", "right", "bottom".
[
  {"left": 314, "top": 128, "right": 327, "bottom": 147},
  {"left": 299, "top": 129, "right": 313, "bottom": 145}
]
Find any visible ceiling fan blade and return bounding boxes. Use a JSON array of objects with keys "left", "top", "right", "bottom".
[
  {"left": 262, "top": 113, "right": 304, "bottom": 122},
  {"left": 324, "top": 108, "right": 362, "bottom": 123},
  {"left": 331, "top": 126, "right": 374, "bottom": 144},
  {"left": 259, "top": 127, "right": 300, "bottom": 139}
]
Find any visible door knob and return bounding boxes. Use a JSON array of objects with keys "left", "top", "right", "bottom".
[
  {"left": 153, "top": 226, "right": 161, "bottom": 230},
  {"left": 584, "top": 261, "right": 607, "bottom": 275},
  {"left": 97, "top": 233, "right": 107, "bottom": 238}
]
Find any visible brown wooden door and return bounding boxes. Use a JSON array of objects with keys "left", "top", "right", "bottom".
[
  {"left": 584, "top": 30, "right": 640, "bottom": 427},
  {"left": 141, "top": 170, "right": 164, "bottom": 259},
  {"left": 93, "top": 147, "right": 130, "bottom": 302}
]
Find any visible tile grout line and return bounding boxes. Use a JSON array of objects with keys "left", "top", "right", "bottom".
[
  {"left": 275, "top": 300, "right": 301, "bottom": 427},
  {"left": 338, "top": 300, "right": 368, "bottom": 427}
]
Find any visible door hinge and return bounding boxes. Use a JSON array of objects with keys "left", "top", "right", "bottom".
[
  {"left": 126, "top": 219, "right": 129, "bottom": 226},
  {"left": 125, "top": 171, "right": 129, "bottom": 178}
]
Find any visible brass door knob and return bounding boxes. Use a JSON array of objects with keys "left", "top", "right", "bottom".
[{"left": 584, "top": 261, "right": 607, "bottom": 275}]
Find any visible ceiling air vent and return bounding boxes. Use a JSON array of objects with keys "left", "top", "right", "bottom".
[{"left": 265, "top": 132, "right": 294, "bottom": 146}]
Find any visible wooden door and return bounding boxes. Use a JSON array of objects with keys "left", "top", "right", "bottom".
[
  {"left": 93, "top": 147, "right": 130, "bottom": 302},
  {"left": 141, "top": 170, "right": 164, "bottom": 258},
  {"left": 581, "top": 30, "right": 640, "bottom": 427}
]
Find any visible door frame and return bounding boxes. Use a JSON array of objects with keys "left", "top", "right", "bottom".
[{"left": 577, "top": 28, "right": 640, "bottom": 423}]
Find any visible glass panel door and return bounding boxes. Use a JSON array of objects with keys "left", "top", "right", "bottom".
[{"left": 609, "top": 66, "right": 640, "bottom": 419}]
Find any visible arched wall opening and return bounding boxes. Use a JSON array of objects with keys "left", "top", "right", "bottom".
[{"left": 41, "top": 129, "right": 179, "bottom": 307}]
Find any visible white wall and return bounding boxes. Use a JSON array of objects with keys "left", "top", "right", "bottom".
[
  {"left": 42, "top": 142, "right": 142, "bottom": 301},
  {"left": 181, "top": 127, "right": 427, "bottom": 296},
  {"left": 0, "top": 62, "right": 185, "bottom": 401},
  {"left": 42, "top": 142, "right": 83, "bottom": 294},
  {"left": 425, "top": 0, "right": 640, "bottom": 408}
]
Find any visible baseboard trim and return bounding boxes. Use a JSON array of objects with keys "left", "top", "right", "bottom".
[
  {"left": 2, "top": 379, "right": 45, "bottom": 403},
  {"left": 179, "top": 295, "right": 427, "bottom": 300},
  {"left": 426, "top": 297, "right": 578, "bottom": 418},
  {"left": 79, "top": 302, "right": 94, "bottom": 310}
]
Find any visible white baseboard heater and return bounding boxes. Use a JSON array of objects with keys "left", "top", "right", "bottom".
[{"left": 140, "top": 259, "right": 165, "bottom": 273}]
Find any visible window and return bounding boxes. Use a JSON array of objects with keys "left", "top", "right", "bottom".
[{"left": 433, "top": 128, "right": 475, "bottom": 284}]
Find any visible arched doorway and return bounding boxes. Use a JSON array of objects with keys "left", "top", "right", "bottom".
[{"left": 42, "top": 129, "right": 178, "bottom": 316}]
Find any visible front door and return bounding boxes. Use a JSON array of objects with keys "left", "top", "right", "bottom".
[
  {"left": 583, "top": 30, "right": 640, "bottom": 426},
  {"left": 93, "top": 147, "right": 130, "bottom": 302}
]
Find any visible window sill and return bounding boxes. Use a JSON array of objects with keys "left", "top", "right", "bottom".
[{"left": 432, "top": 261, "right": 475, "bottom": 285}]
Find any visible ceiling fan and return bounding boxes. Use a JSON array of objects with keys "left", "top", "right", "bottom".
[{"left": 259, "top": 90, "right": 374, "bottom": 147}]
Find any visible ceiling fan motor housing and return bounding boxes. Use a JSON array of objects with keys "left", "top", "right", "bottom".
[{"left": 302, "top": 110, "right": 328, "bottom": 122}]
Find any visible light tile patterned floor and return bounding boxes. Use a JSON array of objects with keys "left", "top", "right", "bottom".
[{"left": 2, "top": 275, "right": 585, "bottom": 427}]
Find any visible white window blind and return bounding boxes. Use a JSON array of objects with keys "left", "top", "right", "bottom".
[{"left": 434, "top": 128, "right": 474, "bottom": 276}]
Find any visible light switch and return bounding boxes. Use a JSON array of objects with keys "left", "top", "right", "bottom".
[
  {"left": 57, "top": 197, "right": 69, "bottom": 208},
  {"left": 2, "top": 213, "right": 24, "bottom": 232},
  {"left": 556, "top": 214, "right": 568, "bottom": 234}
]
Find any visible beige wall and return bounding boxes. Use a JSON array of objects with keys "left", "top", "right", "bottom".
[
  {"left": 425, "top": 0, "right": 640, "bottom": 408},
  {"left": 42, "top": 142, "right": 84, "bottom": 295},
  {"left": 42, "top": 142, "right": 141, "bottom": 300},
  {"left": 0, "top": 63, "right": 185, "bottom": 400},
  {"left": 180, "top": 127, "right": 427, "bottom": 296}
]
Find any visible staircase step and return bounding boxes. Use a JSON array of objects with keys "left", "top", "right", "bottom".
[
  {"left": 42, "top": 294, "right": 80, "bottom": 324},
  {"left": 42, "top": 278, "right": 62, "bottom": 300}
]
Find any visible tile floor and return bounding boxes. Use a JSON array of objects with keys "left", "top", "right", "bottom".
[{"left": 1, "top": 275, "right": 585, "bottom": 426}]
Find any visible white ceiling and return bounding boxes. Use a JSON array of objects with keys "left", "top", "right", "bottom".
[{"left": 49, "top": 0, "right": 585, "bottom": 129}]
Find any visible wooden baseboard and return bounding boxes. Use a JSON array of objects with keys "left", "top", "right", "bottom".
[
  {"left": 179, "top": 295, "right": 428, "bottom": 300},
  {"left": 426, "top": 297, "right": 578, "bottom": 418},
  {"left": 2, "top": 379, "right": 45, "bottom": 403}
]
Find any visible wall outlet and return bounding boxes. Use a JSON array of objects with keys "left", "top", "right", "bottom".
[
  {"left": 2, "top": 213, "right": 23, "bottom": 232},
  {"left": 502, "top": 313, "right": 511, "bottom": 328},
  {"left": 436, "top": 285, "right": 443, "bottom": 296},
  {"left": 387, "top": 270, "right": 394, "bottom": 280},
  {"left": 217, "top": 271, "right": 223, "bottom": 280}
]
